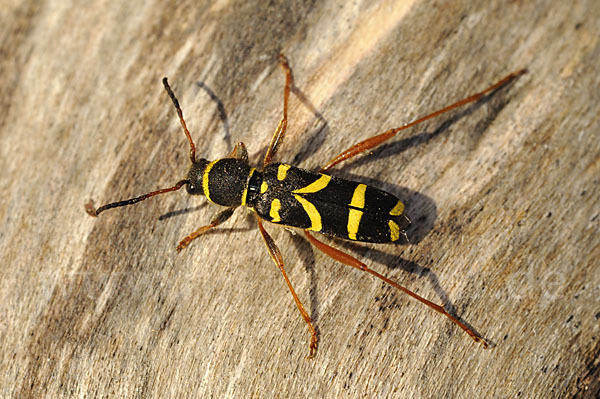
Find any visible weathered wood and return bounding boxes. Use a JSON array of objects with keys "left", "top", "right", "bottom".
[{"left": 1, "top": 0, "right": 598, "bottom": 397}]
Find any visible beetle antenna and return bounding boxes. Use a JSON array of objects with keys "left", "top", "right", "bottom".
[
  {"left": 162, "top": 77, "right": 197, "bottom": 163},
  {"left": 85, "top": 179, "right": 189, "bottom": 217}
]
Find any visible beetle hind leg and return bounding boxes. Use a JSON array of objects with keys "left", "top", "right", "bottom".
[
  {"left": 319, "top": 69, "right": 526, "bottom": 172},
  {"left": 304, "top": 230, "right": 488, "bottom": 348}
]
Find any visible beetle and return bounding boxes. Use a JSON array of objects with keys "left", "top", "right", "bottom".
[{"left": 86, "top": 55, "right": 524, "bottom": 357}]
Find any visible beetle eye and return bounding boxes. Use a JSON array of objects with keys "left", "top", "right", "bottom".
[{"left": 186, "top": 183, "right": 196, "bottom": 194}]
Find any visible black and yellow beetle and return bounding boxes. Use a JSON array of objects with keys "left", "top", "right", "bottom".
[
  {"left": 186, "top": 157, "right": 410, "bottom": 243},
  {"left": 86, "top": 55, "right": 524, "bottom": 357}
]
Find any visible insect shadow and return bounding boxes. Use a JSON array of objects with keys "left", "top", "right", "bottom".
[
  {"left": 196, "top": 80, "right": 233, "bottom": 149},
  {"left": 158, "top": 204, "right": 208, "bottom": 221}
]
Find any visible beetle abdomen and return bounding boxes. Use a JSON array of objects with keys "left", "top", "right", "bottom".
[{"left": 252, "top": 163, "right": 409, "bottom": 243}]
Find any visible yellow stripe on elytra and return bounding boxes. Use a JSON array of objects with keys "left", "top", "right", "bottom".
[
  {"left": 389, "top": 220, "right": 400, "bottom": 242},
  {"left": 277, "top": 164, "right": 290, "bottom": 181},
  {"left": 260, "top": 181, "right": 268, "bottom": 193},
  {"left": 202, "top": 160, "right": 218, "bottom": 203},
  {"left": 293, "top": 194, "right": 322, "bottom": 231},
  {"left": 347, "top": 209, "right": 363, "bottom": 240},
  {"left": 270, "top": 199, "right": 281, "bottom": 223},
  {"left": 240, "top": 167, "right": 256, "bottom": 206},
  {"left": 350, "top": 184, "right": 367, "bottom": 209},
  {"left": 292, "top": 175, "right": 331, "bottom": 194},
  {"left": 346, "top": 184, "right": 367, "bottom": 240},
  {"left": 389, "top": 200, "right": 405, "bottom": 216}
]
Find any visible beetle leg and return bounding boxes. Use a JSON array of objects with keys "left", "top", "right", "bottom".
[
  {"left": 227, "top": 142, "right": 248, "bottom": 162},
  {"left": 263, "top": 54, "right": 293, "bottom": 166},
  {"left": 257, "top": 217, "right": 318, "bottom": 358},
  {"left": 304, "top": 230, "right": 488, "bottom": 348},
  {"left": 319, "top": 69, "right": 526, "bottom": 172},
  {"left": 176, "top": 207, "right": 236, "bottom": 251}
]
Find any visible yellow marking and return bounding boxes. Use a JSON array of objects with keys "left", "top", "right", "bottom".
[
  {"left": 241, "top": 167, "right": 256, "bottom": 206},
  {"left": 292, "top": 175, "right": 331, "bottom": 194},
  {"left": 347, "top": 209, "right": 363, "bottom": 240},
  {"left": 345, "top": 184, "right": 367, "bottom": 239},
  {"left": 293, "top": 194, "right": 322, "bottom": 231},
  {"left": 389, "top": 200, "right": 405, "bottom": 216},
  {"left": 270, "top": 199, "right": 281, "bottom": 223},
  {"left": 202, "top": 160, "right": 218, "bottom": 203},
  {"left": 260, "top": 181, "right": 268, "bottom": 193},
  {"left": 350, "top": 184, "right": 367, "bottom": 209},
  {"left": 389, "top": 220, "right": 400, "bottom": 242},
  {"left": 277, "top": 164, "right": 291, "bottom": 181}
]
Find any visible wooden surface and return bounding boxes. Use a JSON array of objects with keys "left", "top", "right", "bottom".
[{"left": 1, "top": 0, "right": 598, "bottom": 397}]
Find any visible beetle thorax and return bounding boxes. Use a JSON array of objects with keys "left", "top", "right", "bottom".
[{"left": 188, "top": 158, "right": 252, "bottom": 207}]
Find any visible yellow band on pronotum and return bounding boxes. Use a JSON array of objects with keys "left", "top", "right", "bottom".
[{"left": 202, "top": 160, "right": 218, "bottom": 203}]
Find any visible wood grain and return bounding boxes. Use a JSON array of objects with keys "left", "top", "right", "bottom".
[{"left": 1, "top": 0, "right": 598, "bottom": 397}]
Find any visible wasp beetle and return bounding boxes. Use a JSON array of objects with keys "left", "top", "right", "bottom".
[{"left": 86, "top": 55, "right": 524, "bottom": 357}]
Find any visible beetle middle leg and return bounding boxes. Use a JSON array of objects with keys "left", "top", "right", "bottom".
[
  {"left": 177, "top": 207, "right": 237, "bottom": 251},
  {"left": 263, "top": 54, "right": 293, "bottom": 167}
]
